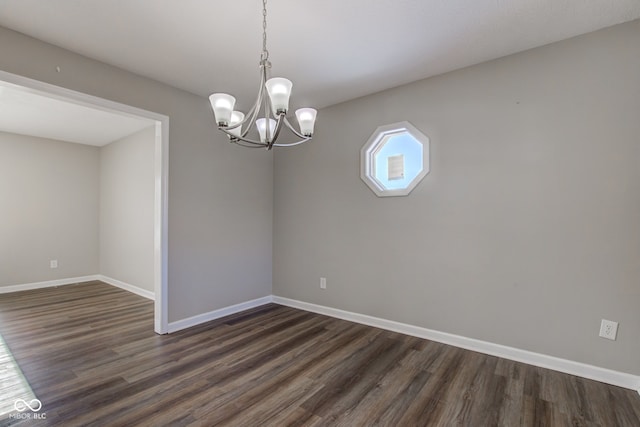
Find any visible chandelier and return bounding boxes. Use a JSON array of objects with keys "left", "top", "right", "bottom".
[{"left": 209, "top": 0, "right": 317, "bottom": 150}]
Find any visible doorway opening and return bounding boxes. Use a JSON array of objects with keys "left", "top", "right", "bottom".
[{"left": 0, "top": 70, "right": 168, "bottom": 334}]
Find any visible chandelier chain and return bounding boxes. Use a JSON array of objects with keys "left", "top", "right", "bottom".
[{"left": 261, "top": 0, "right": 269, "bottom": 61}]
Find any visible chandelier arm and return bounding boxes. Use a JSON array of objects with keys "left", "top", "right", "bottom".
[
  {"left": 234, "top": 64, "right": 267, "bottom": 138},
  {"left": 217, "top": 127, "right": 268, "bottom": 147},
  {"left": 271, "top": 137, "right": 312, "bottom": 147},
  {"left": 231, "top": 137, "right": 269, "bottom": 147},
  {"left": 266, "top": 114, "right": 286, "bottom": 149},
  {"left": 233, "top": 140, "right": 268, "bottom": 148},
  {"left": 283, "top": 116, "right": 310, "bottom": 139},
  {"left": 225, "top": 94, "right": 259, "bottom": 132},
  {"left": 271, "top": 117, "right": 312, "bottom": 146},
  {"left": 231, "top": 138, "right": 268, "bottom": 147},
  {"left": 241, "top": 92, "right": 264, "bottom": 138},
  {"left": 264, "top": 92, "right": 274, "bottom": 143},
  {"left": 222, "top": 86, "right": 263, "bottom": 134}
]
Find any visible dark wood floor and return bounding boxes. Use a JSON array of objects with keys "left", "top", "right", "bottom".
[{"left": 0, "top": 281, "right": 639, "bottom": 426}]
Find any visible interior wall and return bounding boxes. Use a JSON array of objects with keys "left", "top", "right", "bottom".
[
  {"left": 0, "top": 26, "right": 273, "bottom": 322},
  {"left": 0, "top": 131, "right": 99, "bottom": 286},
  {"left": 99, "top": 126, "right": 155, "bottom": 292},
  {"left": 273, "top": 20, "right": 640, "bottom": 375}
]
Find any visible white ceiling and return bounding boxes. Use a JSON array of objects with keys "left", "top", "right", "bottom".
[
  {"left": 0, "top": 82, "right": 154, "bottom": 146},
  {"left": 0, "top": 0, "right": 639, "bottom": 113}
]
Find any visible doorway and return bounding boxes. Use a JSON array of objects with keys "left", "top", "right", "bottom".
[{"left": 0, "top": 69, "right": 168, "bottom": 334}]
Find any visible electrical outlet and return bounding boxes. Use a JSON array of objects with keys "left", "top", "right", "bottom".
[
  {"left": 599, "top": 319, "right": 618, "bottom": 340},
  {"left": 50, "top": 260, "right": 58, "bottom": 269},
  {"left": 320, "top": 277, "right": 327, "bottom": 289}
]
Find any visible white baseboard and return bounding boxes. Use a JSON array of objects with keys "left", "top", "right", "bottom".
[
  {"left": 0, "top": 275, "right": 100, "bottom": 294},
  {"left": 97, "top": 275, "right": 155, "bottom": 301},
  {"left": 0, "top": 274, "right": 155, "bottom": 302},
  {"left": 167, "top": 296, "right": 274, "bottom": 333},
  {"left": 272, "top": 296, "right": 640, "bottom": 392}
]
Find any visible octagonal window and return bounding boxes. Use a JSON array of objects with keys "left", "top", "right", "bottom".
[{"left": 361, "top": 121, "right": 430, "bottom": 197}]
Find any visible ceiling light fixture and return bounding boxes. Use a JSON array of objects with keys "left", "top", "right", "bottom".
[{"left": 209, "top": 0, "right": 317, "bottom": 150}]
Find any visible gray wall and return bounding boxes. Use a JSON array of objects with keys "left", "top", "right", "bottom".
[
  {"left": 0, "top": 131, "right": 99, "bottom": 286},
  {"left": 273, "top": 20, "right": 640, "bottom": 375},
  {"left": 0, "top": 26, "right": 273, "bottom": 322},
  {"left": 100, "top": 126, "right": 155, "bottom": 292}
]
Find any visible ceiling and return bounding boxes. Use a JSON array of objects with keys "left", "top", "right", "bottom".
[
  {"left": 0, "top": 82, "right": 154, "bottom": 146},
  {"left": 0, "top": 0, "right": 639, "bottom": 114}
]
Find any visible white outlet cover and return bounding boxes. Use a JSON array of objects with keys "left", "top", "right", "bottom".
[
  {"left": 599, "top": 319, "right": 618, "bottom": 340},
  {"left": 50, "top": 260, "right": 58, "bottom": 268}
]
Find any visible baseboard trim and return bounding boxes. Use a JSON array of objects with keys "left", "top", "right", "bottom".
[
  {"left": 0, "top": 275, "right": 100, "bottom": 294},
  {"left": 272, "top": 296, "right": 640, "bottom": 391},
  {"left": 0, "top": 274, "right": 156, "bottom": 302},
  {"left": 97, "top": 275, "right": 155, "bottom": 301},
  {"left": 167, "top": 296, "right": 274, "bottom": 333}
]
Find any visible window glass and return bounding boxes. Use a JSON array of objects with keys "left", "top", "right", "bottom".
[{"left": 373, "top": 133, "right": 423, "bottom": 190}]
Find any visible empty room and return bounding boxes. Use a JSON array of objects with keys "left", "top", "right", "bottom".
[{"left": 0, "top": 0, "right": 639, "bottom": 425}]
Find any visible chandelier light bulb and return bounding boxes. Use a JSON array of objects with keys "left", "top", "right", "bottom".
[
  {"left": 209, "top": 93, "right": 236, "bottom": 126},
  {"left": 256, "top": 118, "right": 277, "bottom": 142},
  {"left": 295, "top": 108, "right": 317, "bottom": 136},
  {"left": 265, "top": 77, "right": 292, "bottom": 114}
]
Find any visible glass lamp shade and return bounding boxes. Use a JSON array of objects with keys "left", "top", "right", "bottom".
[
  {"left": 295, "top": 108, "right": 317, "bottom": 136},
  {"left": 256, "top": 118, "right": 277, "bottom": 143},
  {"left": 228, "top": 111, "right": 245, "bottom": 138},
  {"left": 209, "top": 93, "right": 236, "bottom": 126},
  {"left": 265, "top": 78, "right": 292, "bottom": 114}
]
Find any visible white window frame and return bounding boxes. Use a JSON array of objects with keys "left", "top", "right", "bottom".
[{"left": 360, "top": 121, "right": 430, "bottom": 197}]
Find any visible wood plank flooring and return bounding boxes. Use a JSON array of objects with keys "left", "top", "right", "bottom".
[{"left": 0, "top": 281, "right": 639, "bottom": 426}]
